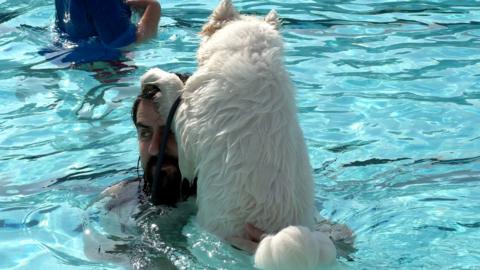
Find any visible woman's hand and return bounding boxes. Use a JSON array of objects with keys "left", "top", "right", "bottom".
[{"left": 226, "top": 223, "right": 267, "bottom": 254}]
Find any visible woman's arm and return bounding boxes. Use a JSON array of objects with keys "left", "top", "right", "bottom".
[{"left": 126, "top": 0, "right": 161, "bottom": 42}]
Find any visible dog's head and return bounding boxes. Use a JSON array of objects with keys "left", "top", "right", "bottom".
[
  {"left": 140, "top": 68, "right": 185, "bottom": 120},
  {"left": 197, "top": 0, "right": 281, "bottom": 66}
]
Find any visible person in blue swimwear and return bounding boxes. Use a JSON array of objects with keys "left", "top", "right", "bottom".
[
  {"left": 48, "top": 0, "right": 160, "bottom": 64},
  {"left": 55, "top": 0, "right": 160, "bottom": 46}
]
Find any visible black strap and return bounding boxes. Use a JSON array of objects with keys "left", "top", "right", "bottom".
[{"left": 151, "top": 96, "right": 182, "bottom": 205}]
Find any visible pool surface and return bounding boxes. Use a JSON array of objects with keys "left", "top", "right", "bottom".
[{"left": 1, "top": 0, "right": 479, "bottom": 269}]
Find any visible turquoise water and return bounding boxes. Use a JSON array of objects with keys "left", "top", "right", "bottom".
[{"left": 1, "top": 0, "right": 480, "bottom": 269}]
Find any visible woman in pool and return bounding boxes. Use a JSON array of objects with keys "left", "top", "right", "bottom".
[
  {"left": 55, "top": 0, "right": 161, "bottom": 46},
  {"left": 47, "top": 0, "right": 160, "bottom": 65}
]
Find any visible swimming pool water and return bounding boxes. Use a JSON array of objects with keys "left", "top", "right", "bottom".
[{"left": 1, "top": 0, "right": 479, "bottom": 269}]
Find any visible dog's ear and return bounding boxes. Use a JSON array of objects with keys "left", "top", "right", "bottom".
[
  {"left": 140, "top": 68, "right": 184, "bottom": 118},
  {"left": 265, "top": 9, "right": 280, "bottom": 29},
  {"left": 200, "top": 0, "right": 239, "bottom": 37}
]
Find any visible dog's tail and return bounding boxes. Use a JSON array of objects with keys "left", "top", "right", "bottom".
[{"left": 254, "top": 226, "right": 336, "bottom": 270}]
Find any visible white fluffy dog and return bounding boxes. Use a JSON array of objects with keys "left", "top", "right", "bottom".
[{"left": 141, "top": 0, "right": 337, "bottom": 269}]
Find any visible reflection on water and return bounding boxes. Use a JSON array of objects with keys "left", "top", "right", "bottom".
[{"left": 0, "top": 0, "right": 479, "bottom": 269}]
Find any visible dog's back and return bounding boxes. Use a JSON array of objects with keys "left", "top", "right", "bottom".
[
  {"left": 172, "top": 1, "right": 337, "bottom": 269},
  {"left": 178, "top": 4, "right": 315, "bottom": 238}
]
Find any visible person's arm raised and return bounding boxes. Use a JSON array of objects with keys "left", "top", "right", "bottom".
[{"left": 126, "top": 0, "right": 161, "bottom": 43}]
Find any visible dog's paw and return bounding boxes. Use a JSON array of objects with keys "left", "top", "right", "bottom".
[{"left": 255, "top": 226, "right": 336, "bottom": 270}]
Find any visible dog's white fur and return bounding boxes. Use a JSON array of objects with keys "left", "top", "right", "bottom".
[{"left": 141, "top": 1, "right": 337, "bottom": 269}]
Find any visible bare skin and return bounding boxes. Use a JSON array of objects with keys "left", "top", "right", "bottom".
[
  {"left": 226, "top": 223, "right": 266, "bottom": 253},
  {"left": 135, "top": 99, "right": 177, "bottom": 173},
  {"left": 126, "top": 0, "right": 161, "bottom": 42}
]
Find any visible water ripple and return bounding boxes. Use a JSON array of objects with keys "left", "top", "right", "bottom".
[
  {"left": 0, "top": 9, "right": 25, "bottom": 24},
  {"left": 40, "top": 243, "right": 108, "bottom": 267},
  {"left": 327, "top": 139, "right": 378, "bottom": 152},
  {"left": 457, "top": 222, "right": 480, "bottom": 228},
  {"left": 343, "top": 157, "right": 410, "bottom": 167},
  {"left": 319, "top": 91, "right": 478, "bottom": 105}
]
